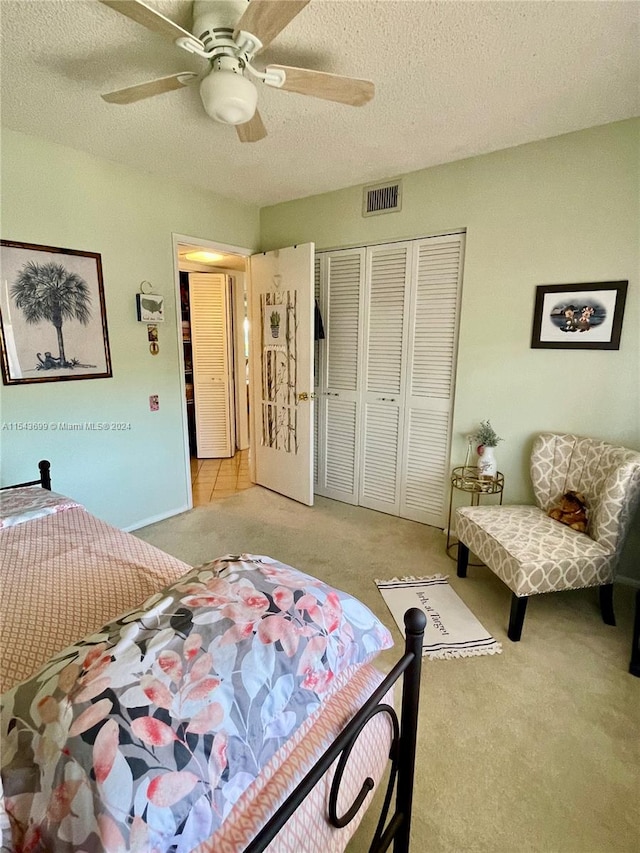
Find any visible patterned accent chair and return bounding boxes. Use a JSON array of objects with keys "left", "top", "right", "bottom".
[{"left": 455, "top": 433, "right": 640, "bottom": 641}]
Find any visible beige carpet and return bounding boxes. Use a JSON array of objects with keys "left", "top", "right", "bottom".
[{"left": 136, "top": 486, "right": 640, "bottom": 853}]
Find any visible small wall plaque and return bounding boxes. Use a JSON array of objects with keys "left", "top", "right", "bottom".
[{"left": 136, "top": 293, "right": 164, "bottom": 323}]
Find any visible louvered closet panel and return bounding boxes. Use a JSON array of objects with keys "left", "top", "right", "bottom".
[
  {"left": 191, "top": 382, "right": 233, "bottom": 457},
  {"left": 325, "top": 398, "right": 358, "bottom": 495},
  {"left": 189, "top": 273, "right": 234, "bottom": 458},
  {"left": 315, "top": 249, "right": 364, "bottom": 504},
  {"left": 365, "top": 245, "right": 409, "bottom": 394},
  {"left": 400, "top": 234, "right": 464, "bottom": 524},
  {"left": 358, "top": 244, "right": 411, "bottom": 514},
  {"left": 360, "top": 403, "right": 401, "bottom": 511},
  {"left": 327, "top": 251, "right": 363, "bottom": 391},
  {"left": 402, "top": 408, "right": 451, "bottom": 525}
]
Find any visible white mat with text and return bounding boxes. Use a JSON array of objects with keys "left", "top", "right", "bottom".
[{"left": 375, "top": 575, "right": 502, "bottom": 659}]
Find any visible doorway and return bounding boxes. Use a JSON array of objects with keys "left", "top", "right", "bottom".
[
  {"left": 172, "top": 233, "right": 253, "bottom": 505},
  {"left": 173, "top": 235, "right": 316, "bottom": 510}
]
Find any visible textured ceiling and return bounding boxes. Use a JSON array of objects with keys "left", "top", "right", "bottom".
[{"left": 1, "top": 0, "right": 638, "bottom": 207}]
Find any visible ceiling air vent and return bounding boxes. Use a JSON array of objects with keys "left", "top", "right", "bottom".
[{"left": 362, "top": 180, "right": 402, "bottom": 217}]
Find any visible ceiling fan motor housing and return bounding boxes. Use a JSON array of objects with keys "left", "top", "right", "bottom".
[
  {"left": 200, "top": 56, "right": 258, "bottom": 125},
  {"left": 193, "top": 1, "right": 258, "bottom": 125},
  {"left": 192, "top": 0, "right": 247, "bottom": 47}
]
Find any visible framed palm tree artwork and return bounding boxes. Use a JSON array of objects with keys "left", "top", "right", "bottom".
[{"left": 0, "top": 240, "right": 112, "bottom": 385}]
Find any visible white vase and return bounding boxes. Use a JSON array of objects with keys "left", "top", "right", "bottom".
[{"left": 477, "top": 445, "right": 497, "bottom": 479}]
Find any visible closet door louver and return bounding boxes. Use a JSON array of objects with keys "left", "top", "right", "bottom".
[
  {"left": 361, "top": 403, "right": 400, "bottom": 506},
  {"left": 400, "top": 234, "right": 464, "bottom": 524},
  {"left": 359, "top": 244, "right": 411, "bottom": 514},
  {"left": 313, "top": 255, "right": 321, "bottom": 487},
  {"left": 189, "top": 273, "right": 234, "bottom": 458},
  {"left": 315, "top": 249, "right": 364, "bottom": 503}
]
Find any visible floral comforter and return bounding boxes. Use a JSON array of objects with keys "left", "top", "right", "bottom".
[{"left": 1, "top": 555, "right": 392, "bottom": 852}]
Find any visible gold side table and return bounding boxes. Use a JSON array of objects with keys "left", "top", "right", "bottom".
[{"left": 446, "top": 466, "right": 504, "bottom": 560}]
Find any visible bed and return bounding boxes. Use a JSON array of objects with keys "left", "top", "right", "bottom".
[{"left": 1, "top": 461, "right": 426, "bottom": 853}]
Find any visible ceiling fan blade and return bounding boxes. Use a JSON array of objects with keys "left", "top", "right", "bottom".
[
  {"left": 235, "top": 0, "right": 310, "bottom": 51},
  {"left": 102, "top": 73, "right": 197, "bottom": 104},
  {"left": 98, "top": 0, "right": 201, "bottom": 45},
  {"left": 266, "top": 65, "right": 374, "bottom": 106},
  {"left": 236, "top": 109, "right": 268, "bottom": 143}
]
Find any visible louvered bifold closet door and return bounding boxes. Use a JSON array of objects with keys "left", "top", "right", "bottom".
[
  {"left": 358, "top": 243, "right": 411, "bottom": 515},
  {"left": 313, "top": 255, "right": 321, "bottom": 488},
  {"left": 399, "top": 233, "right": 464, "bottom": 525},
  {"left": 315, "top": 249, "right": 365, "bottom": 503},
  {"left": 189, "top": 273, "right": 234, "bottom": 458}
]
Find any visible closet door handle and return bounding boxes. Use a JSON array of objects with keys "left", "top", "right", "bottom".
[{"left": 377, "top": 396, "right": 396, "bottom": 402}]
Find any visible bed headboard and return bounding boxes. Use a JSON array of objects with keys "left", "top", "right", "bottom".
[{"left": 0, "top": 459, "right": 51, "bottom": 491}]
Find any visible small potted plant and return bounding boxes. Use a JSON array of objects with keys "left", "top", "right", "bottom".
[
  {"left": 473, "top": 420, "right": 503, "bottom": 478},
  {"left": 270, "top": 310, "right": 281, "bottom": 339}
]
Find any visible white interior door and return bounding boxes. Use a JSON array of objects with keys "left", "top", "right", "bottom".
[
  {"left": 249, "top": 244, "right": 315, "bottom": 505},
  {"left": 190, "top": 273, "right": 234, "bottom": 458}
]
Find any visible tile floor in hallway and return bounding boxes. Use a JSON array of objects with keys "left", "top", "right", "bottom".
[{"left": 190, "top": 449, "right": 255, "bottom": 505}]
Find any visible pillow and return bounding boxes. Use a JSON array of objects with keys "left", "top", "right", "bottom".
[
  {"left": 0, "top": 485, "right": 82, "bottom": 528},
  {"left": 1, "top": 554, "right": 392, "bottom": 852}
]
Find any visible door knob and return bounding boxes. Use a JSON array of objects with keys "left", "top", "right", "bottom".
[{"left": 297, "top": 392, "right": 309, "bottom": 401}]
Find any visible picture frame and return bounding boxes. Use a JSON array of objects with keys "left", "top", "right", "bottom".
[
  {"left": 136, "top": 292, "right": 164, "bottom": 323},
  {"left": 0, "top": 240, "right": 112, "bottom": 385},
  {"left": 531, "top": 281, "right": 628, "bottom": 350}
]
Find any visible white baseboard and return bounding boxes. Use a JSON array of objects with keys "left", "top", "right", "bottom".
[{"left": 124, "top": 503, "right": 191, "bottom": 533}]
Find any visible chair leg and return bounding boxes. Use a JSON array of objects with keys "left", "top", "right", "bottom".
[
  {"left": 457, "top": 543, "right": 469, "bottom": 578},
  {"left": 599, "top": 583, "right": 616, "bottom": 626},
  {"left": 508, "top": 594, "right": 528, "bottom": 642},
  {"left": 630, "top": 589, "right": 640, "bottom": 678}
]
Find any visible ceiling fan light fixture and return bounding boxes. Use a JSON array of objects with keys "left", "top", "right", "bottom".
[
  {"left": 200, "top": 69, "right": 258, "bottom": 125},
  {"left": 184, "top": 250, "right": 225, "bottom": 263}
]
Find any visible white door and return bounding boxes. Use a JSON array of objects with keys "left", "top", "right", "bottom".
[
  {"left": 249, "top": 244, "right": 315, "bottom": 505},
  {"left": 190, "top": 273, "right": 234, "bottom": 458},
  {"left": 315, "top": 248, "right": 366, "bottom": 504},
  {"left": 399, "top": 233, "right": 464, "bottom": 525}
]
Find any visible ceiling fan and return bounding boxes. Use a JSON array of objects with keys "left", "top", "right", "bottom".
[{"left": 98, "top": 0, "right": 375, "bottom": 142}]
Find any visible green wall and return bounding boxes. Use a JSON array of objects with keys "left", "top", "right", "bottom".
[
  {"left": 2, "top": 121, "right": 638, "bottom": 577},
  {"left": 0, "top": 129, "right": 260, "bottom": 528},
  {"left": 261, "top": 120, "right": 639, "bottom": 485},
  {"left": 261, "top": 119, "right": 640, "bottom": 578}
]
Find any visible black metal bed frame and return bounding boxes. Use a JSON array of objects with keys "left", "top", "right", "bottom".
[
  {"left": 0, "top": 459, "right": 51, "bottom": 491},
  {"left": 2, "top": 460, "right": 427, "bottom": 852},
  {"left": 246, "top": 607, "right": 426, "bottom": 853}
]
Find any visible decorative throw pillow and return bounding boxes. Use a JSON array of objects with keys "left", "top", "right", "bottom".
[{"left": 1, "top": 554, "right": 393, "bottom": 852}]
